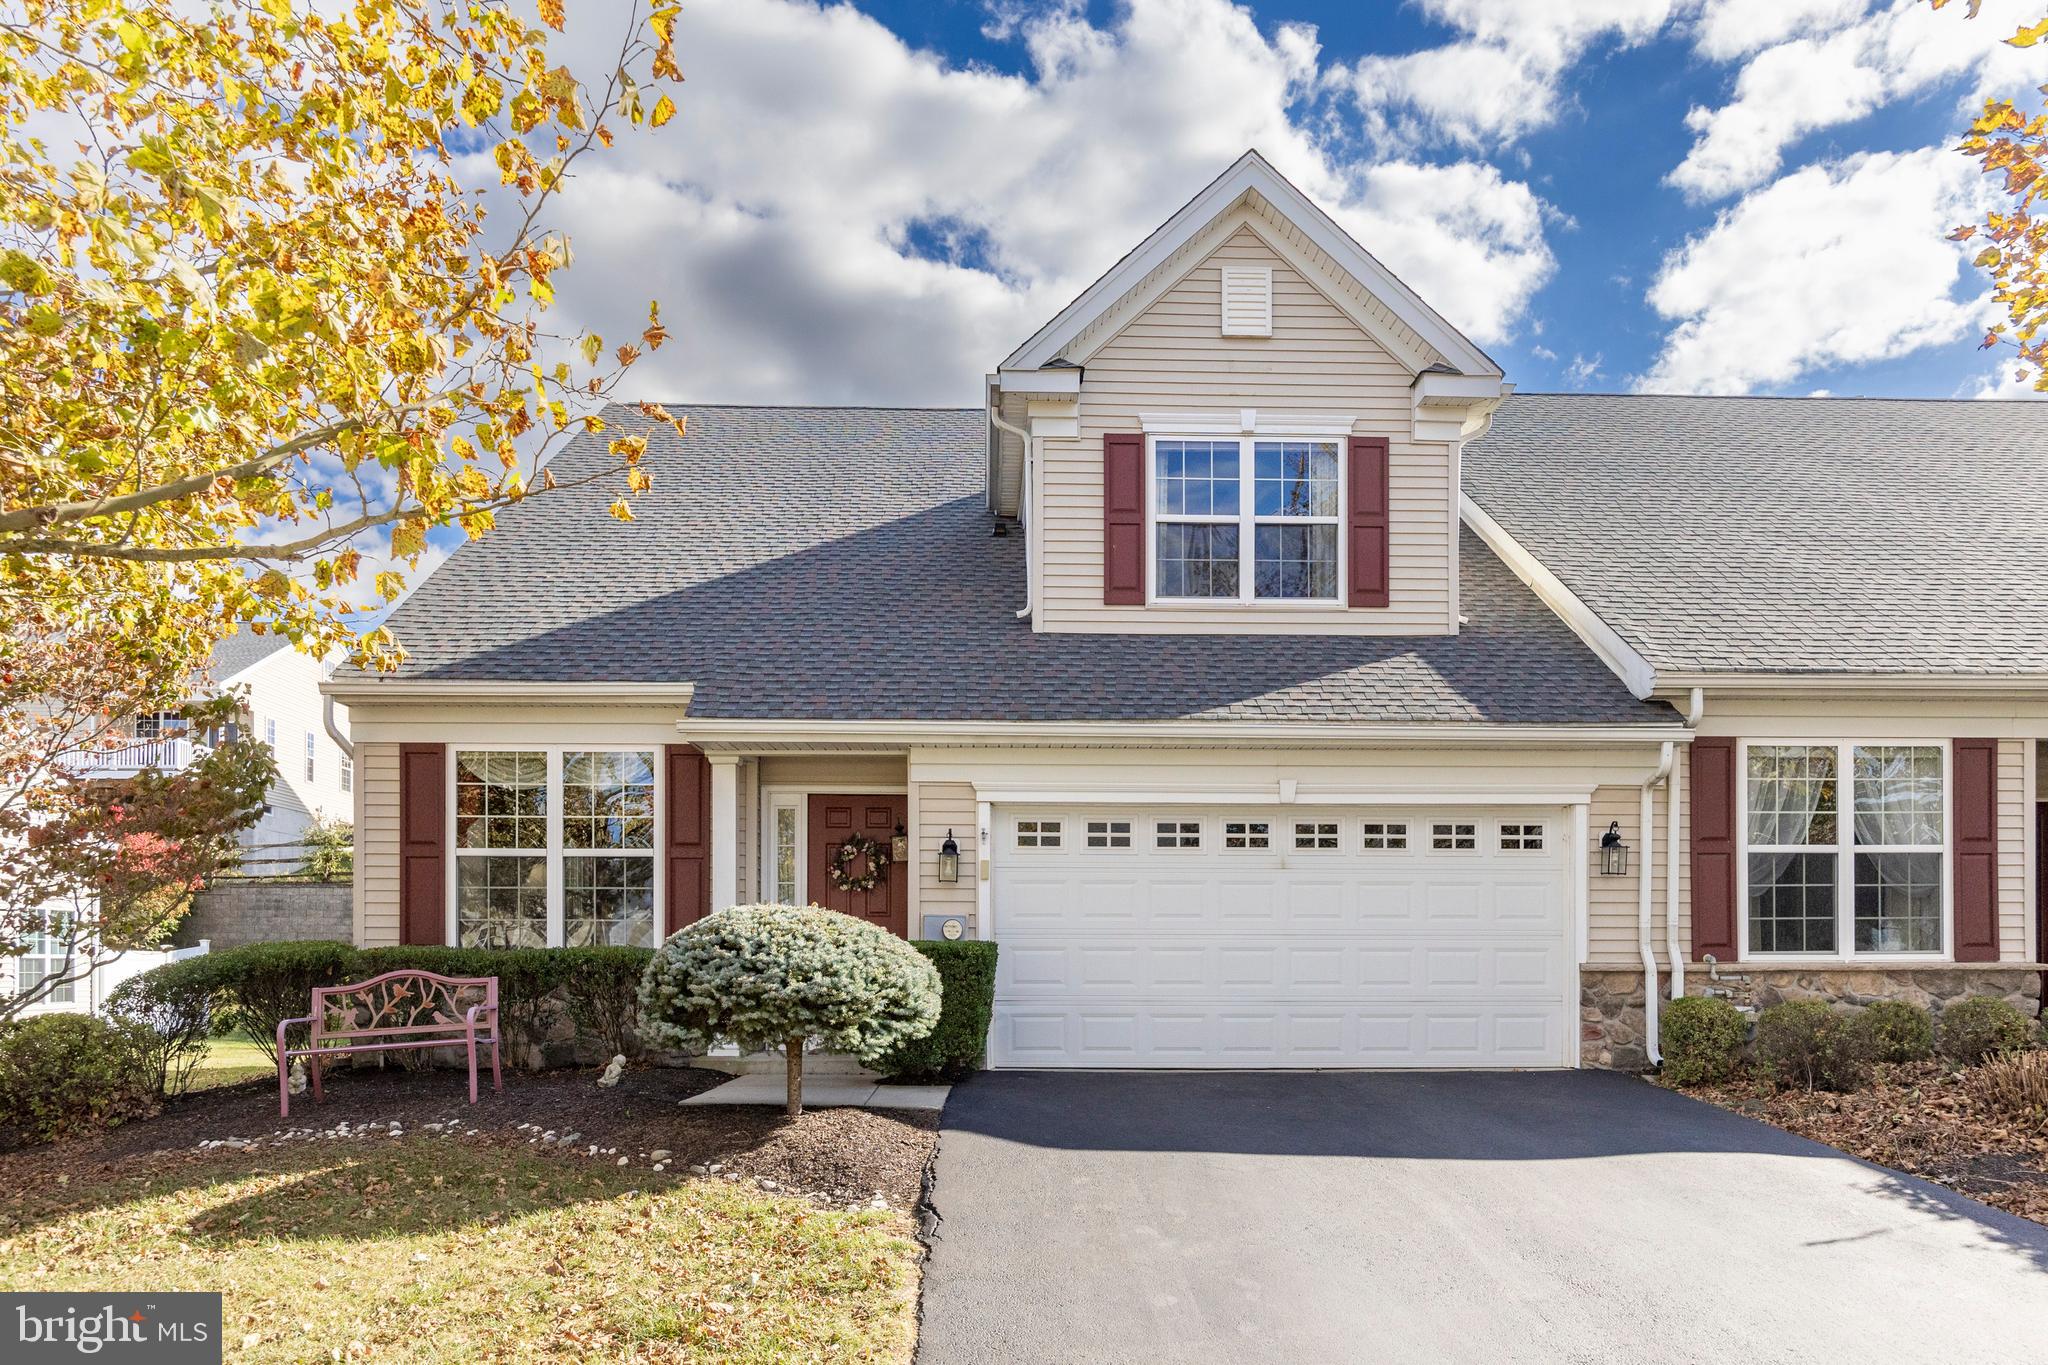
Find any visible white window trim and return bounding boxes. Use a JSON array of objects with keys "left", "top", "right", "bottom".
[
  {"left": 1428, "top": 820, "right": 1479, "bottom": 853},
  {"left": 444, "top": 746, "right": 664, "bottom": 949},
  {"left": 1084, "top": 817, "right": 1134, "bottom": 850},
  {"left": 1221, "top": 817, "right": 1274, "bottom": 851},
  {"left": 1500, "top": 821, "right": 1547, "bottom": 853},
  {"left": 1145, "top": 433, "right": 1346, "bottom": 607},
  {"left": 1736, "top": 739, "right": 1952, "bottom": 963},
  {"left": 1292, "top": 818, "right": 1342, "bottom": 852},
  {"left": 760, "top": 787, "right": 807, "bottom": 907}
]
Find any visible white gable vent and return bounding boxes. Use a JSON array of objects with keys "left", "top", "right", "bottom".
[{"left": 1219, "top": 265, "right": 1272, "bottom": 337}]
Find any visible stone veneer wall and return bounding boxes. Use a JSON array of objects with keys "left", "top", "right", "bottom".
[{"left": 1580, "top": 966, "right": 2044, "bottom": 1072}]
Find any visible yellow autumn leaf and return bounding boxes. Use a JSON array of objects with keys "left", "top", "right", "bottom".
[
  {"left": 2010, "top": 16, "right": 2048, "bottom": 46},
  {"left": 651, "top": 94, "right": 676, "bottom": 128},
  {"left": 608, "top": 498, "right": 635, "bottom": 522},
  {"left": 538, "top": 0, "right": 566, "bottom": 31}
]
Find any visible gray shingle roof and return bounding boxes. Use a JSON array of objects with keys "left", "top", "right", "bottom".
[
  {"left": 206, "top": 630, "right": 292, "bottom": 682},
  {"left": 367, "top": 404, "right": 1671, "bottom": 726},
  {"left": 1465, "top": 393, "right": 2048, "bottom": 677}
]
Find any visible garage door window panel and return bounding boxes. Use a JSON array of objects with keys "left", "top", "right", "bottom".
[
  {"left": 1085, "top": 819, "right": 1132, "bottom": 849},
  {"left": 1156, "top": 820, "right": 1202, "bottom": 849},
  {"left": 1295, "top": 821, "right": 1340, "bottom": 851},
  {"left": 1430, "top": 823, "right": 1476, "bottom": 851},
  {"left": 1361, "top": 822, "right": 1407, "bottom": 851},
  {"left": 1017, "top": 819, "right": 1063, "bottom": 849},
  {"left": 1223, "top": 820, "right": 1271, "bottom": 850}
]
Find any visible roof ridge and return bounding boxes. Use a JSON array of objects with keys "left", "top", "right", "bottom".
[
  {"left": 1510, "top": 390, "right": 2048, "bottom": 405},
  {"left": 634, "top": 401, "right": 983, "bottom": 414}
]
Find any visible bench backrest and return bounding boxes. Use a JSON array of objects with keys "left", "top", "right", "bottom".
[{"left": 312, "top": 969, "right": 498, "bottom": 1041}]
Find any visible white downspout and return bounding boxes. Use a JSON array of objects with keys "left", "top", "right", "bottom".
[
  {"left": 989, "top": 399, "right": 1035, "bottom": 621},
  {"left": 1667, "top": 686, "right": 1703, "bottom": 1004},
  {"left": 1641, "top": 740, "right": 1674, "bottom": 1067},
  {"left": 322, "top": 692, "right": 353, "bottom": 759}
]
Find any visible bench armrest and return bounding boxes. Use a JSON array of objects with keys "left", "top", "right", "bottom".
[
  {"left": 276, "top": 1014, "right": 315, "bottom": 1058},
  {"left": 464, "top": 1002, "right": 498, "bottom": 1029}
]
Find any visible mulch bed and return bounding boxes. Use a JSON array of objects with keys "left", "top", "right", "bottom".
[
  {"left": 0, "top": 1065, "right": 938, "bottom": 1214},
  {"left": 1681, "top": 1060, "right": 2048, "bottom": 1225}
]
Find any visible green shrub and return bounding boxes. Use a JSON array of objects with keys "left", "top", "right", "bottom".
[
  {"left": 874, "top": 941, "right": 998, "bottom": 1082},
  {"left": 207, "top": 940, "right": 360, "bottom": 1063},
  {"left": 296, "top": 816, "right": 354, "bottom": 880},
  {"left": 358, "top": 945, "right": 654, "bottom": 1061},
  {"left": 1938, "top": 995, "right": 2035, "bottom": 1064},
  {"left": 0, "top": 1014, "right": 158, "bottom": 1149},
  {"left": 107, "top": 953, "right": 223, "bottom": 1096},
  {"left": 1659, "top": 995, "right": 1747, "bottom": 1087},
  {"left": 1857, "top": 1000, "right": 1935, "bottom": 1064},
  {"left": 1752, "top": 1000, "right": 1875, "bottom": 1091},
  {"left": 639, "top": 904, "right": 942, "bottom": 1115}
]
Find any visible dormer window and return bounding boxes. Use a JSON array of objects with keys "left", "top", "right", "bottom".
[{"left": 1152, "top": 436, "right": 1341, "bottom": 602}]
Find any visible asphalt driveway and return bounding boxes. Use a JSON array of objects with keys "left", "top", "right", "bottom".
[{"left": 918, "top": 1070, "right": 2048, "bottom": 1364}]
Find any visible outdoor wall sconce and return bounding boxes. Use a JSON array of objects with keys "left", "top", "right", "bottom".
[
  {"left": 937, "top": 831, "right": 961, "bottom": 884},
  {"left": 1599, "top": 820, "right": 1631, "bottom": 877}
]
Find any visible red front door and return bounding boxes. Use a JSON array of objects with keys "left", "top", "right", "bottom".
[{"left": 807, "top": 794, "right": 908, "bottom": 936}]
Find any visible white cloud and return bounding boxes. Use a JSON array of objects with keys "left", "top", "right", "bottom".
[
  {"left": 1639, "top": 147, "right": 1991, "bottom": 392},
  {"left": 505, "top": 0, "right": 1556, "bottom": 406},
  {"left": 1564, "top": 353, "right": 1605, "bottom": 386},
  {"left": 1669, "top": 0, "right": 2048, "bottom": 200},
  {"left": 1341, "top": 0, "right": 1682, "bottom": 150}
]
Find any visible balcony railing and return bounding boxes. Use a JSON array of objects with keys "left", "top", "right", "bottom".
[{"left": 61, "top": 736, "right": 207, "bottom": 777}]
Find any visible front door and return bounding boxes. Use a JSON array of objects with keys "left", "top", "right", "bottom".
[{"left": 807, "top": 794, "right": 908, "bottom": 936}]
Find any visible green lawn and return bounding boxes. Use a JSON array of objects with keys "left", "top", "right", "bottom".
[
  {"left": 186, "top": 1032, "right": 274, "bottom": 1092},
  {"left": 0, "top": 1140, "right": 920, "bottom": 1362}
]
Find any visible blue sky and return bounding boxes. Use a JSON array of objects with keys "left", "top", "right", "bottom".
[{"left": 515, "top": 0, "right": 2047, "bottom": 408}]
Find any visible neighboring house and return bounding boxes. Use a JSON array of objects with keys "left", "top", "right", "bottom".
[
  {"left": 74, "top": 632, "right": 356, "bottom": 868},
  {"left": 324, "top": 150, "right": 2048, "bottom": 1072}
]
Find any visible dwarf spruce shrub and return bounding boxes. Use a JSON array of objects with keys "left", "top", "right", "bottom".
[{"left": 638, "top": 904, "right": 941, "bottom": 1115}]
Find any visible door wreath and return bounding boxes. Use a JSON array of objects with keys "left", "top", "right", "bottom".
[{"left": 827, "top": 832, "right": 891, "bottom": 893}]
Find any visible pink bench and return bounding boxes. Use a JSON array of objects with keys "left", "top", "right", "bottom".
[{"left": 277, "top": 969, "right": 502, "bottom": 1117}]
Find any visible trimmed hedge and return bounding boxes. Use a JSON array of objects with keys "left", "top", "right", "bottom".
[
  {"left": 1659, "top": 995, "right": 1747, "bottom": 1087},
  {"left": 0, "top": 1014, "right": 158, "bottom": 1149},
  {"left": 1937, "top": 995, "right": 2035, "bottom": 1064},
  {"left": 874, "top": 941, "right": 998, "bottom": 1082},
  {"left": 119, "top": 940, "right": 656, "bottom": 1075},
  {"left": 1859, "top": 1000, "right": 1935, "bottom": 1064},
  {"left": 106, "top": 953, "right": 221, "bottom": 1097}
]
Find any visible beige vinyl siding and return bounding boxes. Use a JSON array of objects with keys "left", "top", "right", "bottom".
[
  {"left": 755, "top": 755, "right": 907, "bottom": 789},
  {"left": 355, "top": 741, "right": 401, "bottom": 947},
  {"left": 1037, "top": 226, "right": 1456, "bottom": 635},
  {"left": 994, "top": 389, "right": 1026, "bottom": 519},
  {"left": 910, "top": 779, "right": 978, "bottom": 931},
  {"left": 2000, "top": 739, "right": 2027, "bottom": 961},
  {"left": 1586, "top": 781, "right": 1677, "bottom": 968}
]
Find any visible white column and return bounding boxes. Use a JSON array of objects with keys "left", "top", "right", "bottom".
[
  {"left": 975, "top": 800, "right": 993, "bottom": 940},
  {"left": 708, "top": 755, "right": 739, "bottom": 912}
]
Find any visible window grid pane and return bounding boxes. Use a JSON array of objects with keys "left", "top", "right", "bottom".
[
  {"left": 1155, "top": 440, "right": 1241, "bottom": 517},
  {"left": 1294, "top": 821, "right": 1340, "bottom": 850},
  {"left": 1430, "top": 823, "right": 1476, "bottom": 851},
  {"left": 1252, "top": 441, "right": 1340, "bottom": 517},
  {"left": 1362, "top": 822, "right": 1408, "bottom": 850},
  {"left": 1223, "top": 820, "right": 1270, "bottom": 850},
  {"left": 1253, "top": 523, "right": 1337, "bottom": 599},
  {"left": 455, "top": 750, "right": 548, "bottom": 850},
  {"left": 456, "top": 853, "right": 548, "bottom": 948},
  {"left": 1747, "top": 744, "right": 1838, "bottom": 847},
  {"left": 1854, "top": 851, "right": 1942, "bottom": 953},
  {"left": 562, "top": 750, "right": 656, "bottom": 851},
  {"left": 1852, "top": 745, "right": 1943, "bottom": 847},
  {"left": 1086, "top": 819, "right": 1132, "bottom": 849},
  {"left": 1017, "top": 819, "right": 1062, "bottom": 849},
  {"left": 564, "top": 854, "right": 655, "bottom": 948},
  {"left": 1501, "top": 822, "right": 1545, "bottom": 851},
  {"left": 1156, "top": 522, "right": 1240, "bottom": 599},
  {"left": 774, "top": 806, "right": 799, "bottom": 905},
  {"left": 1748, "top": 851, "right": 1837, "bottom": 954},
  {"left": 1156, "top": 820, "right": 1201, "bottom": 849}
]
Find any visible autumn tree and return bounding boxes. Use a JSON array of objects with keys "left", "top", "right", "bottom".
[
  {"left": 1936, "top": 1, "right": 2048, "bottom": 386},
  {"left": 0, "top": 0, "right": 686, "bottom": 677}
]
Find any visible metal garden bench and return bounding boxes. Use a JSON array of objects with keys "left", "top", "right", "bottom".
[{"left": 277, "top": 968, "right": 501, "bottom": 1117}]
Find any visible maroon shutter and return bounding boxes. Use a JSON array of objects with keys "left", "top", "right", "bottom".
[
  {"left": 1953, "top": 738, "right": 2000, "bottom": 962},
  {"left": 1690, "top": 737, "right": 1739, "bottom": 961},
  {"left": 1103, "top": 432, "right": 1145, "bottom": 605},
  {"left": 664, "top": 744, "right": 711, "bottom": 935},
  {"left": 1347, "top": 435, "right": 1390, "bottom": 608},
  {"left": 398, "top": 743, "right": 446, "bottom": 945}
]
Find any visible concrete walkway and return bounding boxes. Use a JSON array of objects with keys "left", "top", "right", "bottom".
[
  {"left": 680, "top": 1073, "right": 949, "bottom": 1109},
  {"left": 920, "top": 1070, "right": 2048, "bottom": 1364}
]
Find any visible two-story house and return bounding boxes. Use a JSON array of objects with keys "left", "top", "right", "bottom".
[{"left": 325, "top": 151, "right": 2048, "bottom": 1071}]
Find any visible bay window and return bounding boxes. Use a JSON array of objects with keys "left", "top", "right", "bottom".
[
  {"left": 453, "top": 748, "right": 657, "bottom": 949},
  {"left": 1743, "top": 742, "right": 1946, "bottom": 958},
  {"left": 1152, "top": 437, "right": 1341, "bottom": 603}
]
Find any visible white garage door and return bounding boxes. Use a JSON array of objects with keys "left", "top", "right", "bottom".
[{"left": 989, "top": 806, "right": 1574, "bottom": 1069}]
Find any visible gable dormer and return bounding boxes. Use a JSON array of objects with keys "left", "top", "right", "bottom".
[{"left": 990, "top": 151, "right": 1507, "bottom": 636}]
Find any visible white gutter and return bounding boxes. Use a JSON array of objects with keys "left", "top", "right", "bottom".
[
  {"left": 322, "top": 693, "right": 353, "bottom": 760},
  {"left": 988, "top": 398, "right": 1035, "bottom": 621},
  {"left": 674, "top": 717, "right": 1695, "bottom": 749},
  {"left": 323, "top": 680, "right": 698, "bottom": 704},
  {"left": 1665, "top": 687, "right": 1703, "bottom": 1004},
  {"left": 1641, "top": 740, "right": 1674, "bottom": 1068},
  {"left": 1657, "top": 671, "right": 2048, "bottom": 696}
]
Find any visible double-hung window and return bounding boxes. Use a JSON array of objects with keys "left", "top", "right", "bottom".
[
  {"left": 1152, "top": 437, "right": 1341, "bottom": 602},
  {"left": 1744, "top": 743, "right": 1947, "bottom": 957},
  {"left": 453, "top": 748, "right": 658, "bottom": 950}
]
